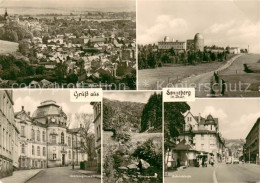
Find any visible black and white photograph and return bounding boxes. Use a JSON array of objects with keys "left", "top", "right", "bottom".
[
  {"left": 138, "top": 0, "right": 260, "bottom": 97},
  {"left": 0, "top": 89, "right": 101, "bottom": 183},
  {"left": 0, "top": 0, "right": 136, "bottom": 90},
  {"left": 164, "top": 98, "right": 260, "bottom": 183},
  {"left": 102, "top": 91, "right": 163, "bottom": 183}
]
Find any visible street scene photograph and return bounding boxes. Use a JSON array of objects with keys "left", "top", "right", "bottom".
[
  {"left": 0, "top": 89, "right": 101, "bottom": 183},
  {"left": 164, "top": 98, "right": 260, "bottom": 183},
  {"left": 103, "top": 91, "right": 163, "bottom": 183},
  {"left": 138, "top": 0, "right": 260, "bottom": 97},
  {"left": 0, "top": 0, "right": 136, "bottom": 89}
]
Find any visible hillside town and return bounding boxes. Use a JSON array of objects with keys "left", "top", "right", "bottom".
[
  {"left": 0, "top": 90, "right": 101, "bottom": 182},
  {"left": 0, "top": 9, "right": 136, "bottom": 89}
]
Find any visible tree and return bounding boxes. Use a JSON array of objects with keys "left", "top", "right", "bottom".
[
  {"left": 75, "top": 113, "right": 96, "bottom": 161},
  {"left": 147, "top": 52, "right": 156, "bottom": 68},
  {"left": 140, "top": 92, "right": 162, "bottom": 132},
  {"left": 55, "top": 62, "right": 67, "bottom": 82},
  {"left": 36, "top": 66, "right": 44, "bottom": 75},
  {"left": 67, "top": 73, "right": 78, "bottom": 84},
  {"left": 164, "top": 102, "right": 190, "bottom": 150}
]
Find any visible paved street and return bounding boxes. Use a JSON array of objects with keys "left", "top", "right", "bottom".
[
  {"left": 165, "top": 163, "right": 260, "bottom": 183},
  {"left": 179, "top": 54, "right": 242, "bottom": 97},
  {"left": 1, "top": 169, "right": 43, "bottom": 183},
  {"left": 26, "top": 167, "right": 100, "bottom": 183}
]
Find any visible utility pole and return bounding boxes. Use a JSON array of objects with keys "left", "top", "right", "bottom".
[
  {"left": 72, "top": 134, "right": 74, "bottom": 169},
  {"left": 249, "top": 146, "right": 250, "bottom": 164}
]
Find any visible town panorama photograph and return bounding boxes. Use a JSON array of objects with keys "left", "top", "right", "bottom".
[
  {"left": 0, "top": 0, "right": 136, "bottom": 90},
  {"left": 0, "top": 89, "right": 101, "bottom": 183},
  {"left": 138, "top": 0, "right": 260, "bottom": 97}
]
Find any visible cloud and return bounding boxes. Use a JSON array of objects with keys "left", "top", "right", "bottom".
[
  {"left": 223, "top": 112, "right": 260, "bottom": 139},
  {"left": 78, "top": 104, "right": 93, "bottom": 114},
  {"left": 201, "top": 106, "right": 228, "bottom": 120},
  {"left": 14, "top": 96, "right": 40, "bottom": 114},
  {"left": 205, "top": 20, "right": 260, "bottom": 52},
  {"left": 138, "top": 15, "right": 188, "bottom": 44}
]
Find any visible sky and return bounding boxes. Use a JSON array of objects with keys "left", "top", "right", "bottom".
[
  {"left": 0, "top": 0, "right": 136, "bottom": 12},
  {"left": 13, "top": 89, "right": 93, "bottom": 129},
  {"left": 104, "top": 91, "right": 161, "bottom": 103},
  {"left": 138, "top": 0, "right": 260, "bottom": 53},
  {"left": 187, "top": 98, "right": 260, "bottom": 140}
]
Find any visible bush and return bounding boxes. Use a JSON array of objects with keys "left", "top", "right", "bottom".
[{"left": 80, "top": 161, "right": 85, "bottom": 170}]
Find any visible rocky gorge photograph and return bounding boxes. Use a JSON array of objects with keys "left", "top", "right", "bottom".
[{"left": 102, "top": 91, "right": 163, "bottom": 183}]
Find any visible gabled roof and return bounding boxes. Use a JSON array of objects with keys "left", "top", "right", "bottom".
[
  {"left": 14, "top": 110, "right": 32, "bottom": 121},
  {"left": 174, "top": 139, "right": 195, "bottom": 151}
]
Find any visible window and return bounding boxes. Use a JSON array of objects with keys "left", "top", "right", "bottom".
[
  {"left": 52, "top": 136, "right": 56, "bottom": 144},
  {"left": 32, "top": 145, "right": 35, "bottom": 155},
  {"left": 61, "top": 132, "right": 64, "bottom": 144},
  {"left": 201, "top": 135, "right": 204, "bottom": 140},
  {"left": 43, "top": 147, "right": 46, "bottom": 156},
  {"left": 53, "top": 153, "right": 56, "bottom": 160},
  {"left": 21, "top": 126, "right": 25, "bottom": 137},
  {"left": 37, "top": 146, "right": 40, "bottom": 156},
  {"left": 68, "top": 150, "right": 71, "bottom": 159},
  {"left": 68, "top": 137, "right": 71, "bottom": 146},
  {"left": 22, "top": 144, "right": 25, "bottom": 154},
  {"left": 37, "top": 130, "right": 40, "bottom": 141},
  {"left": 201, "top": 144, "right": 204, "bottom": 149},
  {"left": 42, "top": 131, "right": 46, "bottom": 142},
  {"left": 31, "top": 129, "right": 35, "bottom": 140}
]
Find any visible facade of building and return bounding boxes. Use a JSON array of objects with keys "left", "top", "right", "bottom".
[
  {"left": 229, "top": 47, "right": 240, "bottom": 54},
  {"left": 186, "top": 39, "right": 194, "bottom": 51},
  {"left": 158, "top": 33, "right": 204, "bottom": 51},
  {"left": 14, "top": 100, "right": 88, "bottom": 169},
  {"left": 167, "top": 111, "right": 225, "bottom": 168},
  {"left": 158, "top": 36, "right": 186, "bottom": 50},
  {"left": 0, "top": 90, "right": 19, "bottom": 178},
  {"left": 91, "top": 102, "right": 101, "bottom": 172},
  {"left": 244, "top": 118, "right": 260, "bottom": 164},
  {"left": 194, "top": 33, "right": 204, "bottom": 51}
]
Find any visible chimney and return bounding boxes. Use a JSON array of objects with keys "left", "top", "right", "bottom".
[
  {"left": 22, "top": 106, "right": 24, "bottom": 111},
  {"left": 198, "top": 113, "right": 201, "bottom": 123}
]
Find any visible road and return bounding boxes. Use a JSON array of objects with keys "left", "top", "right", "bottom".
[
  {"left": 165, "top": 163, "right": 260, "bottom": 183},
  {"left": 26, "top": 167, "right": 100, "bottom": 183},
  {"left": 179, "top": 54, "right": 242, "bottom": 97}
]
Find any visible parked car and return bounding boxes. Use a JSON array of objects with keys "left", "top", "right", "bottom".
[{"left": 233, "top": 159, "right": 239, "bottom": 164}]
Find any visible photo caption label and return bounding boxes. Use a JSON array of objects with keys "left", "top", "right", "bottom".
[
  {"left": 70, "top": 89, "right": 102, "bottom": 102},
  {"left": 163, "top": 88, "right": 195, "bottom": 102}
]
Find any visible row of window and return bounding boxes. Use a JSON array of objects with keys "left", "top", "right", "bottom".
[
  {"left": 20, "top": 126, "right": 46, "bottom": 142},
  {"left": 21, "top": 144, "right": 46, "bottom": 156},
  {"left": 0, "top": 92, "right": 14, "bottom": 124},
  {"left": 20, "top": 127, "right": 73, "bottom": 146},
  {"left": 0, "top": 125, "right": 12, "bottom": 153}
]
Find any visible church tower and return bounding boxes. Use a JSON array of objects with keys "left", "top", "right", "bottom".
[{"left": 4, "top": 8, "right": 8, "bottom": 20}]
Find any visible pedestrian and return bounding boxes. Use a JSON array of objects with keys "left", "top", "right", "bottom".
[
  {"left": 221, "top": 79, "right": 226, "bottom": 96},
  {"left": 138, "top": 160, "right": 143, "bottom": 174},
  {"left": 214, "top": 72, "right": 219, "bottom": 84}
]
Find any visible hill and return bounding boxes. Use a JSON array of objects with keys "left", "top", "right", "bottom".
[
  {"left": 225, "top": 139, "right": 245, "bottom": 158},
  {"left": 103, "top": 98, "right": 145, "bottom": 132}
]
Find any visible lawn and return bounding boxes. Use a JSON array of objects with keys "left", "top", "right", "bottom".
[
  {"left": 0, "top": 40, "right": 18, "bottom": 54},
  {"left": 219, "top": 54, "right": 260, "bottom": 97},
  {"left": 138, "top": 61, "right": 228, "bottom": 90}
]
